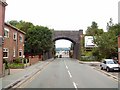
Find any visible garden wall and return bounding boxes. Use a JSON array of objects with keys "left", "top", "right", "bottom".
[{"left": 29, "top": 55, "right": 42, "bottom": 65}]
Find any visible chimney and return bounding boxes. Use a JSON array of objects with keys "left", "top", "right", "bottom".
[{"left": 0, "top": 0, "right": 7, "bottom": 77}]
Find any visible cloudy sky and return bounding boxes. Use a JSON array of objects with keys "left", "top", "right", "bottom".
[{"left": 5, "top": 0, "right": 119, "bottom": 48}]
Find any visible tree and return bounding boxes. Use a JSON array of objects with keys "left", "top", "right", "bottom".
[
  {"left": 86, "top": 21, "right": 103, "bottom": 36},
  {"left": 106, "top": 18, "right": 114, "bottom": 31},
  {"left": 94, "top": 24, "right": 120, "bottom": 60},
  {"left": 25, "top": 25, "right": 53, "bottom": 55},
  {"left": 8, "top": 20, "right": 34, "bottom": 33},
  {"left": 8, "top": 20, "right": 19, "bottom": 26}
]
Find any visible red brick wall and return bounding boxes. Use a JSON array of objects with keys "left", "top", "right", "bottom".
[
  {"left": 29, "top": 55, "right": 42, "bottom": 65},
  {"left": 118, "top": 35, "right": 120, "bottom": 64},
  {"left": 17, "top": 32, "right": 25, "bottom": 58},
  {"left": 0, "top": 1, "right": 7, "bottom": 76},
  {"left": 3, "top": 24, "right": 25, "bottom": 62},
  {"left": 0, "top": 2, "right": 6, "bottom": 35}
]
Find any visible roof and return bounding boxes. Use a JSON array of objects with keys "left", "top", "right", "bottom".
[
  {"left": 104, "top": 59, "right": 114, "bottom": 61},
  {"left": 4, "top": 23, "right": 26, "bottom": 34}
]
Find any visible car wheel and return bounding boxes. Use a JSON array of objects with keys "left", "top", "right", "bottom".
[
  {"left": 101, "top": 67, "right": 103, "bottom": 70},
  {"left": 106, "top": 67, "right": 110, "bottom": 72},
  {"left": 119, "top": 68, "right": 120, "bottom": 72}
]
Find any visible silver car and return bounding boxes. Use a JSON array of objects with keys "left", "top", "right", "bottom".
[{"left": 100, "top": 59, "right": 120, "bottom": 72}]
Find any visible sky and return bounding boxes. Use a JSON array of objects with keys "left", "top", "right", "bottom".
[{"left": 5, "top": 0, "right": 119, "bottom": 48}]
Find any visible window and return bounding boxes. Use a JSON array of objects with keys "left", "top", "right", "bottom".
[
  {"left": 19, "top": 34, "right": 23, "bottom": 42},
  {"left": 13, "top": 33, "right": 17, "bottom": 40},
  {"left": 3, "top": 48, "right": 9, "bottom": 58},
  {"left": 19, "top": 49, "right": 23, "bottom": 57},
  {"left": 4, "top": 28, "right": 9, "bottom": 38},
  {"left": 13, "top": 48, "right": 15, "bottom": 57},
  {"left": 103, "top": 61, "right": 106, "bottom": 64}
]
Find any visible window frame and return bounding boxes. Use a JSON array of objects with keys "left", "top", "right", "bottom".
[
  {"left": 4, "top": 28, "right": 9, "bottom": 38},
  {"left": 13, "top": 48, "right": 16, "bottom": 57},
  {"left": 13, "top": 32, "right": 17, "bottom": 40},
  {"left": 19, "top": 49, "right": 23, "bottom": 57},
  {"left": 3, "top": 48, "right": 9, "bottom": 58},
  {"left": 19, "top": 34, "right": 23, "bottom": 42}
]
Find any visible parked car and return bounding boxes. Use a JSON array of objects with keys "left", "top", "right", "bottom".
[
  {"left": 100, "top": 59, "right": 120, "bottom": 72},
  {"left": 59, "top": 54, "right": 62, "bottom": 58}
]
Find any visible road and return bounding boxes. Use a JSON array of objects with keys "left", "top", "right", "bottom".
[{"left": 19, "top": 58, "right": 118, "bottom": 89}]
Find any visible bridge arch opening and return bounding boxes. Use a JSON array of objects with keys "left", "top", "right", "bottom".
[{"left": 53, "top": 37, "right": 76, "bottom": 58}]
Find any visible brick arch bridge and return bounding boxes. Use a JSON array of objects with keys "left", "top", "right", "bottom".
[{"left": 52, "top": 30, "right": 83, "bottom": 59}]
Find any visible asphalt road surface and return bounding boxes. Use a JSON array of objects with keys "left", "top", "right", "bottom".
[{"left": 19, "top": 58, "right": 118, "bottom": 89}]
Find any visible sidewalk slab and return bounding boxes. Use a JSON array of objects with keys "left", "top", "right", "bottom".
[{"left": 1, "top": 58, "right": 54, "bottom": 89}]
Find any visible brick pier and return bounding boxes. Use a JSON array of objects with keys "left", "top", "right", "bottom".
[{"left": 0, "top": 0, "right": 7, "bottom": 77}]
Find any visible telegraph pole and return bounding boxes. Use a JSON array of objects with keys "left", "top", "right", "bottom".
[{"left": 0, "top": 0, "right": 7, "bottom": 77}]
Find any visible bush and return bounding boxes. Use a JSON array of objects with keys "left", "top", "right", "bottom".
[
  {"left": 13, "top": 58, "right": 29, "bottom": 64},
  {"left": 3, "top": 59, "right": 9, "bottom": 69},
  {"left": 13, "top": 58, "right": 22, "bottom": 64},
  {"left": 80, "top": 56, "right": 96, "bottom": 61},
  {"left": 8, "top": 63, "right": 24, "bottom": 69}
]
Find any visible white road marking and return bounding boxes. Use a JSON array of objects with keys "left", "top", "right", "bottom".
[
  {"left": 66, "top": 65, "right": 68, "bottom": 69},
  {"left": 73, "top": 82, "right": 78, "bottom": 89},
  {"left": 64, "top": 60, "right": 78, "bottom": 89},
  {"left": 68, "top": 70, "right": 72, "bottom": 78}
]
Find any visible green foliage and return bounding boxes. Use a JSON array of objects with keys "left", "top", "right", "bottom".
[
  {"left": 3, "top": 59, "right": 9, "bottom": 69},
  {"left": 8, "top": 20, "right": 54, "bottom": 56},
  {"left": 8, "top": 63, "right": 24, "bottom": 69},
  {"left": 92, "top": 48, "right": 103, "bottom": 61},
  {"left": 13, "top": 58, "right": 22, "bottom": 64},
  {"left": 8, "top": 20, "right": 34, "bottom": 33},
  {"left": 86, "top": 21, "right": 104, "bottom": 36},
  {"left": 25, "top": 25, "right": 53, "bottom": 55},
  {"left": 84, "top": 51, "right": 92, "bottom": 56},
  {"left": 85, "top": 21, "right": 119, "bottom": 61},
  {"left": 94, "top": 23, "right": 120, "bottom": 59},
  {"left": 81, "top": 56, "right": 96, "bottom": 61}
]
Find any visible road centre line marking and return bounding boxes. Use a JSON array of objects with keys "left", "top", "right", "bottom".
[
  {"left": 73, "top": 82, "right": 78, "bottom": 89},
  {"left": 64, "top": 61, "right": 67, "bottom": 66},
  {"left": 64, "top": 60, "right": 69, "bottom": 69},
  {"left": 66, "top": 65, "right": 68, "bottom": 69},
  {"left": 68, "top": 70, "right": 72, "bottom": 78}
]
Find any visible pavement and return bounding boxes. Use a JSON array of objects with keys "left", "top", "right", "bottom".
[
  {"left": 0, "top": 58, "right": 54, "bottom": 89},
  {"left": 79, "top": 61, "right": 119, "bottom": 81}
]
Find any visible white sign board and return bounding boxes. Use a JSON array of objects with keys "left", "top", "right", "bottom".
[{"left": 85, "top": 36, "right": 95, "bottom": 47}]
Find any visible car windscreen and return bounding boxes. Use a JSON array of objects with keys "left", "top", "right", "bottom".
[{"left": 107, "top": 60, "right": 118, "bottom": 64}]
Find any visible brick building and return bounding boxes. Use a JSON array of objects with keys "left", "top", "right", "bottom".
[
  {"left": 3, "top": 23, "right": 25, "bottom": 62},
  {"left": 118, "top": 34, "right": 120, "bottom": 64},
  {"left": 0, "top": 0, "right": 7, "bottom": 76}
]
